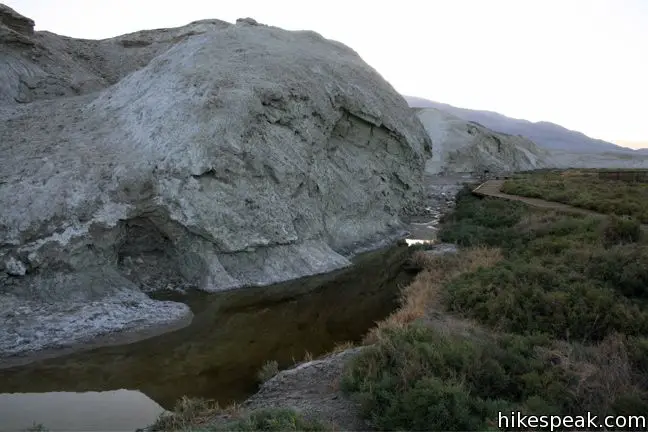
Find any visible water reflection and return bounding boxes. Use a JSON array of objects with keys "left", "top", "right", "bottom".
[
  {"left": 0, "top": 390, "right": 164, "bottom": 432},
  {"left": 0, "top": 245, "right": 411, "bottom": 429}
]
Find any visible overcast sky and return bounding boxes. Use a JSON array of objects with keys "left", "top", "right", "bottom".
[{"left": 7, "top": 0, "right": 648, "bottom": 147}]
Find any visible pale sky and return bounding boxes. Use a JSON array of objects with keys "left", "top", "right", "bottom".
[{"left": 7, "top": 0, "right": 648, "bottom": 147}]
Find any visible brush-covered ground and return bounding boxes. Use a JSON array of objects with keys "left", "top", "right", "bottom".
[
  {"left": 502, "top": 169, "right": 648, "bottom": 223},
  {"left": 143, "top": 185, "right": 648, "bottom": 431}
]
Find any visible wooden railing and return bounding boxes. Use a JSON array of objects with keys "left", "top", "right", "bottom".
[
  {"left": 597, "top": 170, "right": 648, "bottom": 182},
  {"left": 472, "top": 171, "right": 513, "bottom": 182}
]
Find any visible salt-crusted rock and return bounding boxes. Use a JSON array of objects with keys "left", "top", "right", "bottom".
[
  {"left": 0, "top": 7, "right": 430, "bottom": 358},
  {"left": 416, "top": 107, "right": 549, "bottom": 174}
]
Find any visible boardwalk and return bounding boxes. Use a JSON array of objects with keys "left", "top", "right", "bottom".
[
  {"left": 472, "top": 180, "right": 614, "bottom": 218},
  {"left": 473, "top": 180, "right": 648, "bottom": 234}
]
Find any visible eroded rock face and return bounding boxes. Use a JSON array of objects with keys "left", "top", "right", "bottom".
[
  {"left": 416, "top": 108, "right": 549, "bottom": 174},
  {"left": 0, "top": 4, "right": 33, "bottom": 35},
  {"left": 0, "top": 7, "right": 430, "bottom": 358}
]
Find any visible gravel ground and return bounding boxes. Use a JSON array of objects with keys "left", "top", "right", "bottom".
[{"left": 240, "top": 348, "right": 368, "bottom": 431}]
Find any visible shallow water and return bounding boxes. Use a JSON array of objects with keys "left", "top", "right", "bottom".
[
  {"left": 0, "top": 390, "right": 164, "bottom": 431},
  {"left": 0, "top": 245, "right": 412, "bottom": 431}
]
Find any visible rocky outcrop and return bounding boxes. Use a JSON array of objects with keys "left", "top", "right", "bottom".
[
  {"left": 0, "top": 4, "right": 35, "bottom": 47},
  {"left": 416, "top": 108, "right": 550, "bottom": 174},
  {"left": 0, "top": 6, "right": 430, "bottom": 359},
  {"left": 241, "top": 348, "right": 368, "bottom": 431},
  {"left": 0, "top": 4, "right": 33, "bottom": 35},
  {"left": 0, "top": 5, "right": 232, "bottom": 104}
]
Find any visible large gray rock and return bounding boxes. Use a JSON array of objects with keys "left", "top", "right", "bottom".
[
  {"left": 416, "top": 107, "right": 549, "bottom": 174},
  {"left": 0, "top": 9, "right": 232, "bottom": 104},
  {"left": 0, "top": 8, "right": 430, "bottom": 358},
  {"left": 0, "top": 4, "right": 33, "bottom": 36}
]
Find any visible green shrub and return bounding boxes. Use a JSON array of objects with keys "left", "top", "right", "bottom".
[
  {"left": 374, "top": 376, "right": 502, "bottom": 431},
  {"left": 216, "top": 409, "right": 331, "bottom": 431},
  {"left": 438, "top": 187, "right": 648, "bottom": 340},
  {"left": 603, "top": 216, "right": 642, "bottom": 245},
  {"left": 257, "top": 360, "right": 279, "bottom": 383},
  {"left": 586, "top": 245, "right": 648, "bottom": 298},
  {"left": 627, "top": 337, "right": 648, "bottom": 374},
  {"left": 439, "top": 188, "right": 526, "bottom": 249},
  {"left": 445, "top": 261, "right": 648, "bottom": 340},
  {"left": 345, "top": 177, "right": 648, "bottom": 431},
  {"left": 609, "top": 392, "right": 648, "bottom": 419},
  {"left": 341, "top": 325, "right": 576, "bottom": 431},
  {"left": 149, "top": 397, "right": 222, "bottom": 431},
  {"left": 501, "top": 170, "right": 648, "bottom": 222}
]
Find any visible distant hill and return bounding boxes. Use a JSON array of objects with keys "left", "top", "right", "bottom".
[
  {"left": 615, "top": 141, "right": 648, "bottom": 152},
  {"left": 404, "top": 96, "right": 638, "bottom": 155}
]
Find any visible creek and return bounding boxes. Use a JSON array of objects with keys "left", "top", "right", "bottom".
[{"left": 0, "top": 245, "right": 413, "bottom": 431}]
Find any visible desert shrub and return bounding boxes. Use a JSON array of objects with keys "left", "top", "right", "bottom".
[
  {"left": 366, "top": 247, "right": 503, "bottom": 340},
  {"left": 627, "top": 336, "right": 648, "bottom": 375},
  {"left": 256, "top": 360, "right": 279, "bottom": 383},
  {"left": 603, "top": 215, "right": 642, "bottom": 245},
  {"left": 346, "top": 178, "right": 648, "bottom": 431},
  {"left": 609, "top": 392, "right": 648, "bottom": 419},
  {"left": 345, "top": 324, "right": 648, "bottom": 430},
  {"left": 372, "top": 376, "right": 504, "bottom": 431},
  {"left": 545, "top": 214, "right": 601, "bottom": 238},
  {"left": 149, "top": 397, "right": 225, "bottom": 431},
  {"left": 342, "top": 324, "right": 583, "bottom": 431},
  {"left": 502, "top": 170, "right": 648, "bottom": 222},
  {"left": 439, "top": 188, "right": 527, "bottom": 249},
  {"left": 437, "top": 187, "right": 648, "bottom": 341},
  {"left": 216, "top": 408, "right": 331, "bottom": 431},
  {"left": 24, "top": 425, "right": 49, "bottom": 432},
  {"left": 445, "top": 259, "right": 648, "bottom": 340},
  {"left": 586, "top": 245, "right": 648, "bottom": 298}
]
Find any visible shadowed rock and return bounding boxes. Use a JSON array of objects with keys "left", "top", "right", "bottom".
[
  {"left": 0, "top": 7, "right": 431, "bottom": 358},
  {"left": 0, "top": 4, "right": 34, "bottom": 35}
]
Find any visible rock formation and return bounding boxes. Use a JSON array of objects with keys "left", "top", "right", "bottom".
[
  {"left": 0, "top": 5, "right": 430, "bottom": 359},
  {"left": 415, "top": 108, "right": 549, "bottom": 174},
  {"left": 0, "top": 4, "right": 34, "bottom": 36},
  {"left": 408, "top": 96, "right": 648, "bottom": 169}
]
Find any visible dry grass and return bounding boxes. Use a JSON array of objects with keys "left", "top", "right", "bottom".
[
  {"left": 257, "top": 360, "right": 279, "bottom": 383},
  {"left": 424, "top": 314, "right": 487, "bottom": 341},
  {"left": 531, "top": 333, "right": 640, "bottom": 415},
  {"left": 407, "top": 250, "right": 438, "bottom": 270},
  {"left": 330, "top": 341, "right": 354, "bottom": 354},
  {"left": 569, "top": 334, "right": 636, "bottom": 413},
  {"left": 149, "top": 396, "right": 241, "bottom": 431},
  {"left": 364, "top": 247, "right": 502, "bottom": 344},
  {"left": 290, "top": 350, "right": 316, "bottom": 366},
  {"left": 514, "top": 210, "right": 562, "bottom": 232}
]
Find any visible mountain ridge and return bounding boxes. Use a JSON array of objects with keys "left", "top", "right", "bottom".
[{"left": 404, "top": 96, "right": 643, "bottom": 154}]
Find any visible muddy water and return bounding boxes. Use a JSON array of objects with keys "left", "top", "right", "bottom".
[{"left": 0, "top": 245, "right": 412, "bottom": 430}]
